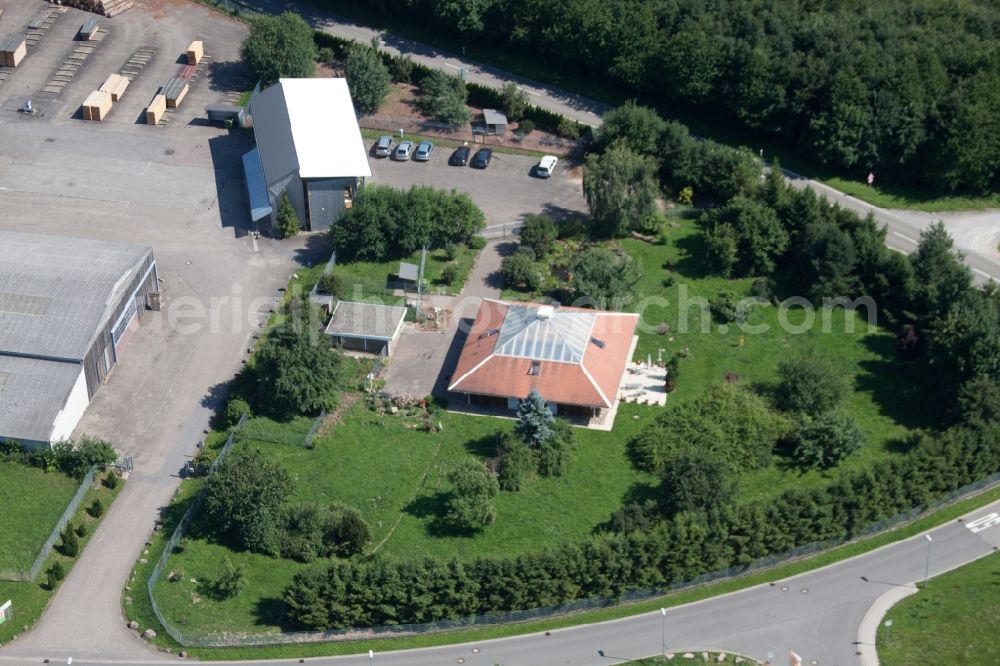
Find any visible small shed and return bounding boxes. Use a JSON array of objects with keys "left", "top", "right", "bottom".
[
  {"left": 398, "top": 262, "right": 419, "bottom": 285},
  {"left": 0, "top": 34, "right": 27, "bottom": 68},
  {"left": 482, "top": 109, "right": 508, "bottom": 135},
  {"left": 325, "top": 301, "right": 407, "bottom": 357}
]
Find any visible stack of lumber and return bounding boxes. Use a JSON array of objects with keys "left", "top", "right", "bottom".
[
  {"left": 0, "top": 34, "right": 27, "bottom": 68},
  {"left": 81, "top": 90, "right": 112, "bottom": 121},
  {"left": 79, "top": 17, "right": 100, "bottom": 41},
  {"left": 145, "top": 94, "right": 166, "bottom": 125},
  {"left": 61, "top": 0, "right": 134, "bottom": 18},
  {"left": 186, "top": 41, "right": 203, "bottom": 65},
  {"left": 162, "top": 78, "right": 189, "bottom": 108},
  {"left": 99, "top": 73, "right": 129, "bottom": 101}
]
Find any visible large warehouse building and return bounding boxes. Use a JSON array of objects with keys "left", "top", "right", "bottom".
[
  {"left": 243, "top": 77, "right": 372, "bottom": 234},
  {"left": 0, "top": 231, "right": 158, "bottom": 448}
]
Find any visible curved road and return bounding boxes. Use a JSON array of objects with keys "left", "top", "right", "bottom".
[{"left": 1, "top": 498, "right": 998, "bottom": 665}]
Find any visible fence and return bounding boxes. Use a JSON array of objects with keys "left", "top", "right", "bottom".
[
  {"left": 479, "top": 222, "right": 523, "bottom": 240},
  {"left": 0, "top": 465, "right": 98, "bottom": 582},
  {"left": 144, "top": 463, "right": 1000, "bottom": 647}
]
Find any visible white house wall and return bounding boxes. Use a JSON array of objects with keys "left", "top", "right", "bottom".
[{"left": 49, "top": 367, "right": 90, "bottom": 443}]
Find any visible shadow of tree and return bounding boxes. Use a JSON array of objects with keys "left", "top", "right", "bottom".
[
  {"left": 464, "top": 432, "right": 501, "bottom": 458},
  {"left": 855, "top": 335, "right": 941, "bottom": 431}
]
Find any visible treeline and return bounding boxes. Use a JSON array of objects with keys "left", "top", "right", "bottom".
[
  {"left": 330, "top": 185, "right": 485, "bottom": 262},
  {"left": 284, "top": 418, "right": 1000, "bottom": 629},
  {"left": 322, "top": 0, "right": 1000, "bottom": 194}
]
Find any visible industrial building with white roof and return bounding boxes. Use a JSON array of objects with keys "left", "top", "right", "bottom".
[
  {"left": 243, "top": 78, "right": 372, "bottom": 233},
  {"left": 0, "top": 231, "right": 158, "bottom": 448}
]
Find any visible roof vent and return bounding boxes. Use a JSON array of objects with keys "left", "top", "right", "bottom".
[
  {"left": 537, "top": 305, "right": 554, "bottom": 320},
  {"left": 528, "top": 361, "right": 541, "bottom": 375},
  {"left": 590, "top": 337, "right": 606, "bottom": 349},
  {"left": 478, "top": 327, "right": 501, "bottom": 340}
]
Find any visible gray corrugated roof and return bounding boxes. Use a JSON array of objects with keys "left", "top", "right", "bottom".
[
  {"left": 325, "top": 301, "right": 406, "bottom": 340},
  {"left": 0, "top": 231, "right": 152, "bottom": 361},
  {"left": 483, "top": 109, "right": 507, "bottom": 126},
  {"left": 495, "top": 304, "right": 595, "bottom": 363},
  {"left": 0, "top": 355, "right": 80, "bottom": 443}
]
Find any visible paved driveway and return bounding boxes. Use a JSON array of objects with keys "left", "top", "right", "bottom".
[{"left": 368, "top": 149, "right": 587, "bottom": 227}]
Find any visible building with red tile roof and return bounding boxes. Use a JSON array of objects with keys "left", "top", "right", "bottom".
[{"left": 448, "top": 299, "right": 639, "bottom": 417}]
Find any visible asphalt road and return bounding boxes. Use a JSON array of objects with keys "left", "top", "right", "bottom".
[{"left": 1, "top": 498, "right": 997, "bottom": 665}]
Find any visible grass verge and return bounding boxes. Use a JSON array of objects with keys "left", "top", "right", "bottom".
[
  {"left": 0, "top": 463, "right": 82, "bottom": 575},
  {"left": 877, "top": 549, "right": 1000, "bottom": 665},
  {"left": 0, "top": 472, "right": 124, "bottom": 644}
]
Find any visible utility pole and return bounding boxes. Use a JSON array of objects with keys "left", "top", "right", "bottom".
[
  {"left": 415, "top": 244, "right": 427, "bottom": 319},
  {"left": 660, "top": 607, "right": 667, "bottom": 656}
]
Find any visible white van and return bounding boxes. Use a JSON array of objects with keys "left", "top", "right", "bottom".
[{"left": 536, "top": 155, "right": 558, "bottom": 178}]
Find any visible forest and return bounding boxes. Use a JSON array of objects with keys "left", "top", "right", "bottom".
[{"left": 328, "top": 0, "right": 1000, "bottom": 195}]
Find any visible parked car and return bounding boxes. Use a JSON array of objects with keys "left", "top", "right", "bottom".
[
  {"left": 449, "top": 145, "right": 471, "bottom": 166},
  {"left": 471, "top": 148, "right": 493, "bottom": 169},
  {"left": 375, "top": 135, "right": 395, "bottom": 157},
  {"left": 535, "top": 155, "right": 558, "bottom": 178},
  {"left": 414, "top": 141, "right": 434, "bottom": 162},
  {"left": 393, "top": 141, "right": 414, "bottom": 161}
]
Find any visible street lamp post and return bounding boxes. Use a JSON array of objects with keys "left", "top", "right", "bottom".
[
  {"left": 923, "top": 534, "right": 933, "bottom": 586},
  {"left": 660, "top": 607, "right": 667, "bottom": 657},
  {"left": 368, "top": 649, "right": 374, "bottom": 666}
]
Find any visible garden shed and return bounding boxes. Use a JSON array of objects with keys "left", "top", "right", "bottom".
[
  {"left": 325, "top": 301, "right": 407, "bottom": 357},
  {"left": 482, "top": 109, "right": 508, "bottom": 135}
]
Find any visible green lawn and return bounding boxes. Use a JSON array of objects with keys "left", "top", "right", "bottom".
[
  {"left": 878, "top": 550, "right": 1000, "bottom": 665},
  {"left": 334, "top": 244, "right": 479, "bottom": 299},
  {"left": 152, "top": 400, "right": 657, "bottom": 635},
  {"left": 0, "top": 463, "right": 82, "bottom": 575},
  {"left": 0, "top": 471, "right": 123, "bottom": 644}
]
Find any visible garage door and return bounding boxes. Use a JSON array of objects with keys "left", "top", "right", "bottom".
[{"left": 111, "top": 296, "right": 137, "bottom": 353}]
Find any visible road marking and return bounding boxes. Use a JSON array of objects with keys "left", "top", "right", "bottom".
[
  {"left": 966, "top": 512, "right": 1000, "bottom": 533},
  {"left": 892, "top": 231, "right": 917, "bottom": 244},
  {"left": 973, "top": 268, "right": 997, "bottom": 282}
]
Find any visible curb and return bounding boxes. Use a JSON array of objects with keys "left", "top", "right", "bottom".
[{"left": 856, "top": 584, "right": 919, "bottom": 666}]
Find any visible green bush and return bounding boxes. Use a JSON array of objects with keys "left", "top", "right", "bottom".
[
  {"left": 440, "top": 263, "right": 458, "bottom": 286},
  {"left": 775, "top": 354, "right": 846, "bottom": 417},
  {"left": 788, "top": 412, "right": 865, "bottom": 469},
  {"left": 223, "top": 398, "right": 250, "bottom": 428},
  {"left": 317, "top": 272, "right": 345, "bottom": 298},
  {"left": 445, "top": 460, "right": 499, "bottom": 531},
  {"left": 501, "top": 249, "right": 541, "bottom": 292},
  {"left": 417, "top": 70, "right": 471, "bottom": 124},
  {"left": 469, "top": 235, "right": 487, "bottom": 250},
  {"left": 709, "top": 289, "right": 740, "bottom": 323},
  {"left": 519, "top": 214, "right": 557, "bottom": 258},
  {"left": 277, "top": 192, "right": 300, "bottom": 239},
  {"left": 212, "top": 558, "right": 247, "bottom": 600},
  {"left": 101, "top": 472, "right": 120, "bottom": 489},
  {"left": 46, "top": 561, "right": 65, "bottom": 589},
  {"left": 74, "top": 522, "right": 87, "bottom": 537},
  {"left": 497, "top": 433, "right": 533, "bottom": 491},
  {"left": 518, "top": 119, "right": 535, "bottom": 135},
  {"left": 59, "top": 525, "right": 80, "bottom": 557},
  {"left": 88, "top": 498, "right": 104, "bottom": 518}
]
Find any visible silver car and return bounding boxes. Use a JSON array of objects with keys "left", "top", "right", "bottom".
[
  {"left": 393, "top": 141, "right": 414, "bottom": 161},
  {"left": 375, "top": 135, "right": 394, "bottom": 157},
  {"left": 414, "top": 141, "right": 434, "bottom": 162}
]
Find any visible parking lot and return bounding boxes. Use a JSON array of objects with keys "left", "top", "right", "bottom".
[{"left": 368, "top": 142, "right": 589, "bottom": 227}]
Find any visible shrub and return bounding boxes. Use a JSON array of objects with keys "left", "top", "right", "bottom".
[
  {"left": 514, "top": 389, "right": 554, "bottom": 447},
  {"left": 556, "top": 116, "right": 582, "bottom": 139},
  {"left": 709, "top": 289, "right": 740, "bottom": 323},
  {"left": 223, "top": 398, "right": 250, "bottom": 429},
  {"left": 252, "top": 322, "right": 345, "bottom": 419},
  {"left": 60, "top": 525, "right": 80, "bottom": 557},
  {"left": 775, "top": 354, "right": 846, "bottom": 416},
  {"left": 497, "top": 433, "right": 533, "bottom": 492},
  {"left": 788, "top": 412, "right": 865, "bottom": 469},
  {"left": 499, "top": 81, "right": 529, "bottom": 121},
  {"left": 445, "top": 460, "right": 499, "bottom": 531},
  {"left": 344, "top": 39, "right": 391, "bottom": 115},
  {"left": 74, "top": 522, "right": 87, "bottom": 537},
  {"left": 602, "top": 500, "right": 661, "bottom": 534},
  {"left": 417, "top": 70, "right": 471, "bottom": 124},
  {"left": 660, "top": 448, "right": 736, "bottom": 515},
  {"left": 326, "top": 505, "right": 371, "bottom": 557},
  {"left": 46, "top": 561, "right": 65, "bottom": 589},
  {"left": 50, "top": 436, "right": 117, "bottom": 479},
  {"left": 277, "top": 192, "right": 300, "bottom": 239},
  {"left": 571, "top": 247, "right": 643, "bottom": 309},
  {"left": 88, "top": 498, "right": 104, "bottom": 518},
  {"left": 536, "top": 420, "right": 573, "bottom": 477},
  {"left": 469, "top": 235, "right": 487, "bottom": 250},
  {"left": 443, "top": 242, "right": 458, "bottom": 261},
  {"left": 501, "top": 249, "right": 541, "bottom": 291},
  {"left": 388, "top": 54, "right": 416, "bottom": 83},
  {"left": 101, "top": 472, "right": 120, "bottom": 490},
  {"left": 213, "top": 558, "right": 247, "bottom": 599},
  {"left": 518, "top": 119, "right": 535, "bottom": 135},
  {"left": 317, "top": 272, "right": 345, "bottom": 299},
  {"left": 440, "top": 263, "right": 458, "bottom": 286},
  {"left": 201, "top": 449, "right": 292, "bottom": 554},
  {"left": 519, "top": 214, "right": 557, "bottom": 258}
]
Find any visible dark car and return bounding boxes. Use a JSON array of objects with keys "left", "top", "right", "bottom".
[
  {"left": 471, "top": 148, "right": 493, "bottom": 169},
  {"left": 449, "top": 145, "right": 471, "bottom": 166}
]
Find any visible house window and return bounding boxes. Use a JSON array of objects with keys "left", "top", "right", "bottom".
[{"left": 529, "top": 361, "right": 541, "bottom": 375}]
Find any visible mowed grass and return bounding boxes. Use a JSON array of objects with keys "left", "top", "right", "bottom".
[
  {"left": 878, "top": 550, "right": 1000, "bottom": 665},
  {"left": 0, "top": 463, "right": 81, "bottom": 573},
  {"left": 152, "top": 400, "right": 657, "bottom": 634},
  {"left": 334, "top": 244, "right": 479, "bottom": 298}
]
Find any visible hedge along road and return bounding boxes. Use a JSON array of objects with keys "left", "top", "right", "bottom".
[
  {"left": 239, "top": 0, "right": 1000, "bottom": 281},
  {"left": 1, "top": 497, "right": 998, "bottom": 665}
]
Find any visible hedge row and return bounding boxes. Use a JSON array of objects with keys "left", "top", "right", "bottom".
[
  {"left": 283, "top": 421, "right": 1000, "bottom": 629},
  {"left": 312, "top": 31, "right": 586, "bottom": 139}
]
